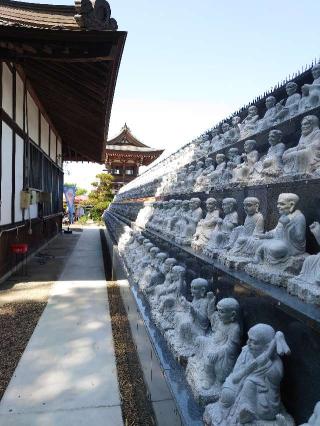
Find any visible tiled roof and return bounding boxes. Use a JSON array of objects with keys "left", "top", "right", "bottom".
[
  {"left": 0, "top": 1, "right": 78, "bottom": 30},
  {"left": 106, "top": 144, "right": 163, "bottom": 153}
]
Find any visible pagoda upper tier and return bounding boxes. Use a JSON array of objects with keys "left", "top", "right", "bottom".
[{"left": 105, "top": 124, "right": 164, "bottom": 166}]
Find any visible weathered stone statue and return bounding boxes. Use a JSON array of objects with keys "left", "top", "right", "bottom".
[
  {"left": 185, "top": 164, "right": 196, "bottom": 192},
  {"left": 203, "top": 198, "right": 238, "bottom": 258},
  {"left": 187, "top": 298, "right": 241, "bottom": 405},
  {"left": 144, "top": 252, "right": 168, "bottom": 295},
  {"left": 300, "top": 401, "right": 320, "bottom": 426},
  {"left": 172, "top": 199, "right": 189, "bottom": 238},
  {"left": 245, "top": 193, "right": 306, "bottom": 287},
  {"left": 288, "top": 221, "right": 320, "bottom": 305},
  {"left": 208, "top": 128, "right": 222, "bottom": 153},
  {"left": 282, "top": 115, "right": 320, "bottom": 177},
  {"left": 260, "top": 130, "right": 286, "bottom": 179},
  {"left": 301, "top": 63, "right": 320, "bottom": 109},
  {"left": 229, "top": 116, "right": 241, "bottom": 143},
  {"left": 138, "top": 246, "right": 161, "bottom": 291},
  {"left": 276, "top": 81, "right": 301, "bottom": 122},
  {"left": 299, "top": 84, "right": 311, "bottom": 114},
  {"left": 176, "top": 198, "right": 203, "bottom": 246},
  {"left": 152, "top": 265, "right": 187, "bottom": 332},
  {"left": 194, "top": 157, "right": 216, "bottom": 192},
  {"left": 220, "top": 122, "right": 233, "bottom": 147},
  {"left": 192, "top": 198, "right": 220, "bottom": 252},
  {"left": 258, "top": 96, "right": 278, "bottom": 131},
  {"left": 241, "top": 105, "right": 259, "bottom": 137},
  {"left": 165, "top": 278, "right": 213, "bottom": 360},
  {"left": 208, "top": 154, "right": 227, "bottom": 188},
  {"left": 220, "top": 197, "right": 264, "bottom": 269},
  {"left": 222, "top": 148, "right": 242, "bottom": 186},
  {"left": 148, "top": 257, "right": 177, "bottom": 305},
  {"left": 203, "top": 324, "right": 294, "bottom": 426},
  {"left": 232, "top": 140, "right": 259, "bottom": 183},
  {"left": 134, "top": 242, "right": 154, "bottom": 282}
]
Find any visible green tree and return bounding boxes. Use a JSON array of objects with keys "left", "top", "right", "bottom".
[
  {"left": 76, "top": 187, "right": 87, "bottom": 196},
  {"left": 87, "top": 173, "right": 114, "bottom": 220}
]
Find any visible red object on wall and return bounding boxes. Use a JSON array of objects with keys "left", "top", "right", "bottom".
[{"left": 11, "top": 244, "right": 28, "bottom": 254}]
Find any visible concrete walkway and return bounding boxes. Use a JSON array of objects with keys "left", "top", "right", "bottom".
[{"left": 0, "top": 227, "right": 122, "bottom": 426}]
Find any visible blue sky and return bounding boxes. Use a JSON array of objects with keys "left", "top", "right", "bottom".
[{"left": 21, "top": 0, "right": 320, "bottom": 187}]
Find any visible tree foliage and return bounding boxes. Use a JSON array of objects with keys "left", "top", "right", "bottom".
[
  {"left": 87, "top": 173, "right": 114, "bottom": 220},
  {"left": 76, "top": 187, "right": 87, "bottom": 196}
]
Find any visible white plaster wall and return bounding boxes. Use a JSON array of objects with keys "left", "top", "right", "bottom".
[
  {"left": 41, "top": 114, "right": 49, "bottom": 155},
  {"left": 16, "top": 73, "right": 24, "bottom": 130},
  {"left": 15, "top": 135, "right": 24, "bottom": 222},
  {"left": 27, "top": 92, "right": 39, "bottom": 144},
  {"left": 2, "top": 63, "right": 13, "bottom": 118},
  {"left": 50, "top": 129, "right": 56, "bottom": 161},
  {"left": 0, "top": 123, "right": 13, "bottom": 225},
  {"left": 57, "top": 139, "right": 62, "bottom": 167}
]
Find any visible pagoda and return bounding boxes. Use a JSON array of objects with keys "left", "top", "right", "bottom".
[{"left": 105, "top": 124, "right": 164, "bottom": 193}]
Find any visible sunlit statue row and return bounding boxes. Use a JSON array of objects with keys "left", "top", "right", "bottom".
[
  {"left": 160, "top": 114, "right": 320, "bottom": 196},
  {"left": 136, "top": 191, "right": 319, "bottom": 305}
]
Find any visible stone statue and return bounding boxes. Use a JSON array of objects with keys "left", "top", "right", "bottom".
[
  {"left": 203, "top": 324, "right": 294, "bottom": 426},
  {"left": 152, "top": 265, "right": 187, "bottom": 332},
  {"left": 241, "top": 105, "right": 259, "bottom": 138},
  {"left": 165, "top": 278, "right": 213, "bottom": 360},
  {"left": 208, "top": 154, "right": 227, "bottom": 188},
  {"left": 288, "top": 221, "right": 320, "bottom": 305},
  {"left": 260, "top": 130, "right": 285, "bottom": 179},
  {"left": 203, "top": 198, "right": 238, "bottom": 258},
  {"left": 143, "top": 252, "right": 168, "bottom": 295},
  {"left": 301, "top": 63, "right": 320, "bottom": 109},
  {"left": 192, "top": 198, "right": 220, "bottom": 252},
  {"left": 187, "top": 298, "right": 241, "bottom": 405},
  {"left": 208, "top": 128, "right": 222, "bottom": 153},
  {"left": 233, "top": 140, "right": 259, "bottom": 183},
  {"left": 229, "top": 116, "right": 241, "bottom": 143},
  {"left": 220, "top": 197, "right": 264, "bottom": 270},
  {"left": 245, "top": 193, "right": 306, "bottom": 287},
  {"left": 194, "top": 157, "right": 215, "bottom": 192},
  {"left": 222, "top": 148, "right": 241, "bottom": 186},
  {"left": 276, "top": 81, "right": 301, "bottom": 122},
  {"left": 134, "top": 242, "right": 154, "bottom": 282},
  {"left": 185, "top": 164, "right": 196, "bottom": 192},
  {"left": 258, "top": 96, "right": 278, "bottom": 131},
  {"left": 300, "top": 401, "right": 320, "bottom": 426},
  {"left": 221, "top": 122, "right": 233, "bottom": 147},
  {"left": 176, "top": 198, "right": 203, "bottom": 245},
  {"left": 282, "top": 115, "right": 320, "bottom": 177},
  {"left": 138, "top": 246, "right": 161, "bottom": 291},
  {"left": 299, "top": 84, "right": 311, "bottom": 114},
  {"left": 172, "top": 199, "right": 189, "bottom": 238},
  {"left": 148, "top": 257, "right": 177, "bottom": 305}
]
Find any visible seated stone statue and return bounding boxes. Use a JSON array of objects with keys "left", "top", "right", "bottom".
[
  {"left": 203, "top": 198, "right": 238, "bottom": 258},
  {"left": 240, "top": 105, "right": 259, "bottom": 138},
  {"left": 152, "top": 265, "right": 187, "bottom": 332},
  {"left": 299, "top": 84, "right": 311, "bottom": 114},
  {"left": 138, "top": 246, "right": 160, "bottom": 291},
  {"left": 134, "top": 242, "right": 154, "bottom": 282},
  {"left": 220, "top": 122, "right": 233, "bottom": 147},
  {"left": 176, "top": 198, "right": 203, "bottom": 246},
  {"left": 148, "top": 257, "right": 177, "bottom": 305},
  {"left": 288, "top": 221, "right": 320, "bottom": 305},
  {"left": 207, "top": 153, "right": 227, "bottom": 188},
  {"left": 204, "top": 324, "right": 293, "bottom": 426},
  {"left": 208, "top": 128, "right": 222, "bottom": 153},
  {"left": 172, "top": 199, "right": 189, "bottom": 238},
  {"left": 276, "top": 81, "right": 301, "bottom": 122},
  {"left": 220, "top": 197, "right": 264, "bottom": 269},
  {"left": 260, "top": 130, "right": 285, "bottom": 179},
  {"left": 258, "top": 96, "right": 278, "bottom": 131},
  {"left": 232, "top": 140, "right": 259, "bottom": 183},
  {"left": 246, "top": 193, "right": 306, "bottom": 287},
  {"left": 167, "top": 199, "right": 182, "bottom": 235},
  {"left": 194, "top": 158, "right": 215, "bottom": 191},
  {"left": 187, "top": 298, "right": 241, "bottom": 405},
  {"left": 300, "top": 401, "right": 320, "bottom": 426},
  {"left": 143, "top": 252, "right": 168, "bottom": 295},
  {"left": 221, "top": 148, "right": 242, "bottom": 186},
  {"left": 192, "top": 198, "right": 220, "bottom": 252},
  {"left": 165, "top": 278, "right": 213, "bottom": 360},
  {"left": 282, "top": 115, "right": 320, "bottom": 176},
  {"left": 185, "top": 164, "right": 196, "bottom": 192},
  {"left": 301, "top": 63, "right": 320, "bottom": 109}
]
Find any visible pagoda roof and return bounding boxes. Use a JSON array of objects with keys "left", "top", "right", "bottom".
[
  {"left": 107, "top": 123, "right": 155, "bottom": 148},
  {"left": 0, "top": 0, "right": 127, "bottom": 163}
]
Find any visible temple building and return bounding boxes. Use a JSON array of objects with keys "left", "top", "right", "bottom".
[
  {"left": 0, "top": 0, "right": 126, "bottom": 281},
  {"left": 105, "top": 124, "right": 164, "bottom": 193}
]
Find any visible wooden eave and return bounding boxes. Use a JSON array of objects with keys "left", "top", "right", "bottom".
[
  {"left": 107, "top": 127, "right": 151, "bottom": 148},
  {"left": 0, "top": 24, "right": 127, "bottom": 163}
]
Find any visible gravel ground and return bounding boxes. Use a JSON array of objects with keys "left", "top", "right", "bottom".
[
  {"left": 107, "top": 282, "right": 156, "bottom": 426},
  {"left": 0, "top": 232, "right": 80, "bottom": 401}
]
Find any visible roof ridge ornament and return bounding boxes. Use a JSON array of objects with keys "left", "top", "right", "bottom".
[{"left": 74, "top": 0, "right": 118, "bottom": 31}]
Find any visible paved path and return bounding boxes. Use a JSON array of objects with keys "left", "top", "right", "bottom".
[{"left": 0, "top": 227, "right": 122, "bottom": 426}]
